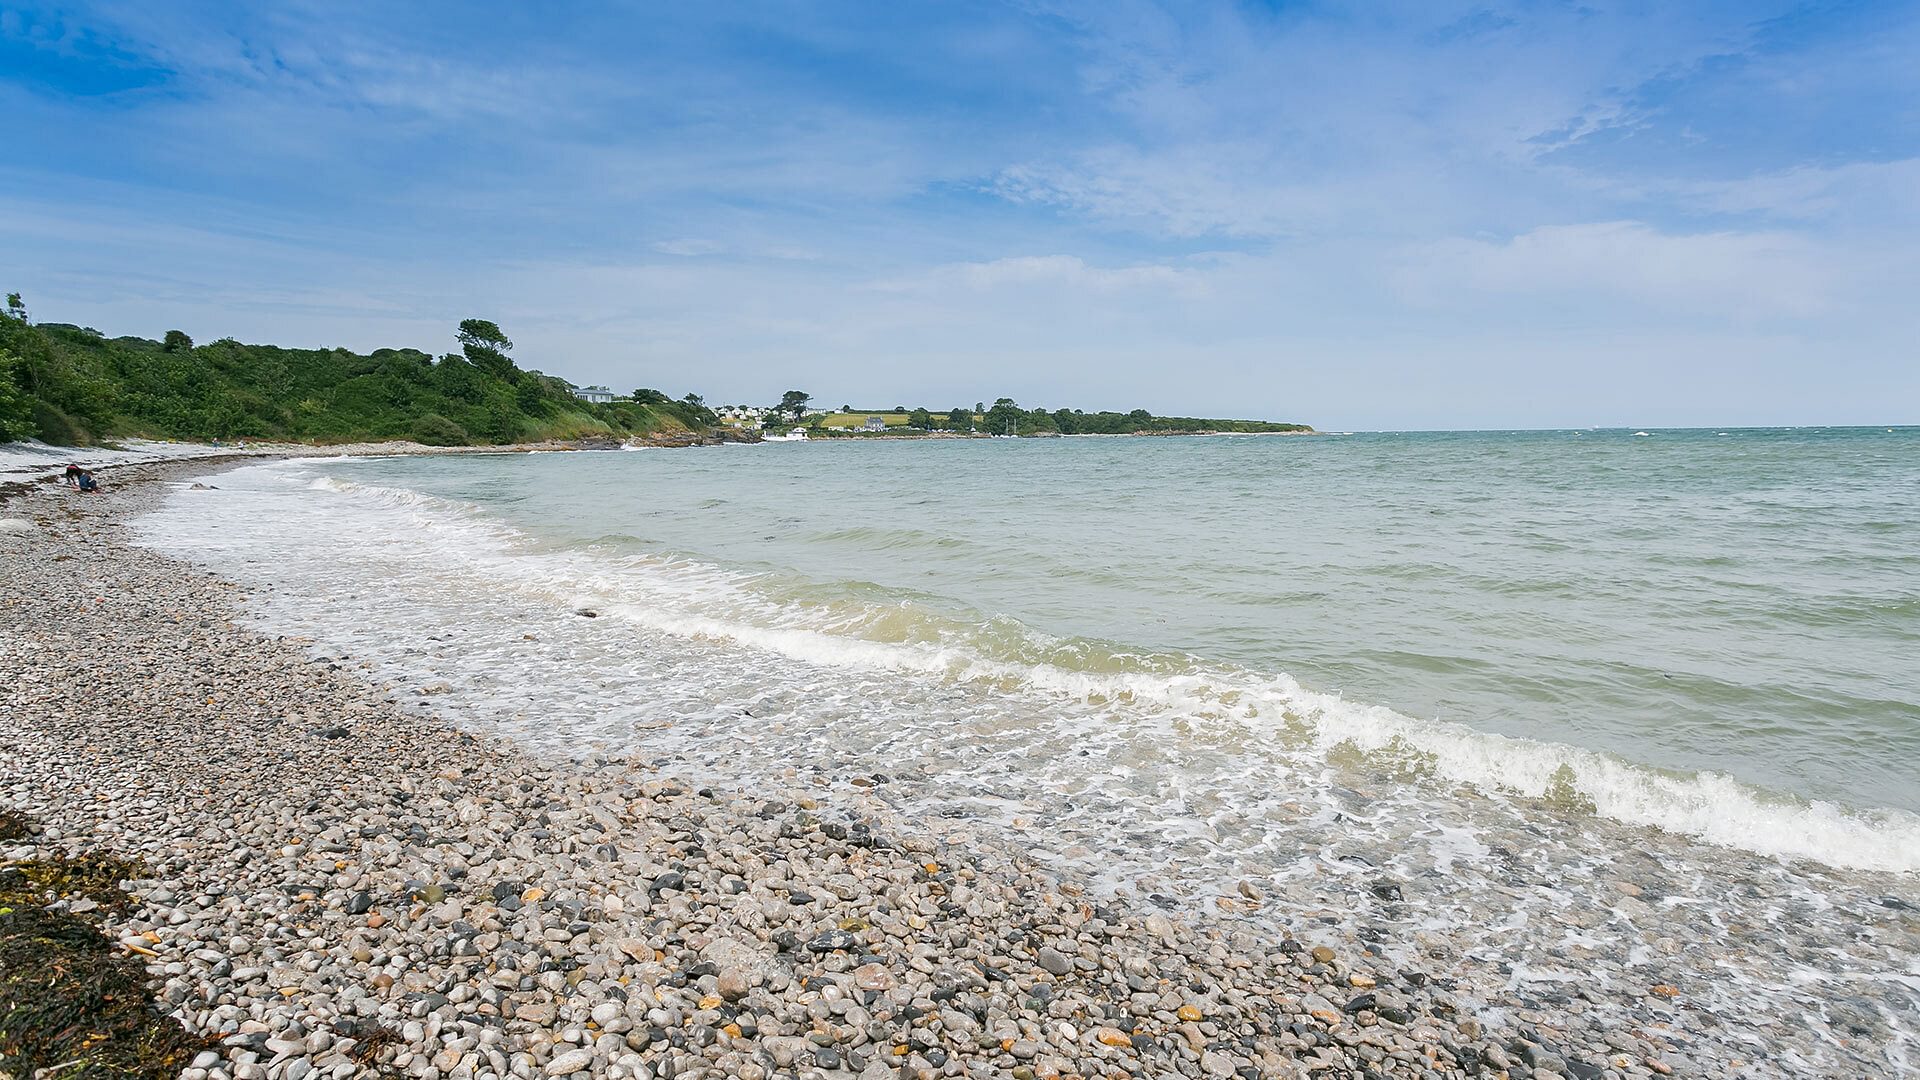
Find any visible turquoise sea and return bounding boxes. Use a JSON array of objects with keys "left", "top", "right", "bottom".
[{"left": 137, "top": 426, "right": 1920, "bottom": 1075}]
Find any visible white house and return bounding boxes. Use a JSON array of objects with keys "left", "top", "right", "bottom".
[{"left": 574, "top": 385, "right": 615, "bottom": 404}]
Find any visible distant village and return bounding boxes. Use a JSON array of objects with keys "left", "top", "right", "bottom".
[
  {"left": 564, "top": 382, "right": 844, "bottom": 424},
  {"left": 569, "top": 385, "right": 895, "bottom": 432},
  {"left": 562, "top": 384, "right": 1311, "bottom": 438},
  {"left": 710, "top": 404, "right": 845, "bottom": 428}
]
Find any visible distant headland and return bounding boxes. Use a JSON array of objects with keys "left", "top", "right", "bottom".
[{"left": 0, "top": 300, "right": 1309, "bottom": 448}]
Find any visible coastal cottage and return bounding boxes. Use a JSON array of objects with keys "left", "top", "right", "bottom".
[
  {"left": 864, "top": 415, "right": 889, "bottom": 430},
  {"left": 573, "top": 385, "right": 615, "bottom": 404}
]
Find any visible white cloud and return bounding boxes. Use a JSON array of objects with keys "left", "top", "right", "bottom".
[
  {"left": 993, "top": 147, "right": 1342, "bottom": 239},
  {"left": 1395, "top": 221, "right": 1839, "bottom": 319},
  {"left": 652, "top": 238, "right": 724, "bottom": 257},
  {"left": 877, "top": 255, "right": 1203, "bottom": 294},
  {"left": 989, "top": 3, "right": 1806, "bottom": 241},
  {"left": 1674, "top": 159, "right": 1920, "bottom": 223}
]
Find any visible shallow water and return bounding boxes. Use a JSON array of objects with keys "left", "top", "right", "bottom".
[{"left": 135, "top": 428, "right": 1920, "bottom": 1075}]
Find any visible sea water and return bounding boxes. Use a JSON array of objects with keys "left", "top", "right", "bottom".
[{"left": 136, "top": 428, "right": 1920, "bottom": 1075}]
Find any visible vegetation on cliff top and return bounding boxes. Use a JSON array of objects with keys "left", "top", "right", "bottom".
[
  {"left": 0, "top": 294, "right": 1307, "bottom": 446},
  {"left": 0, "top": 297, "right": 704, "bottom": 447}
]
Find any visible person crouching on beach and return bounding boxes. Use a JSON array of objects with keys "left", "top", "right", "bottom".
[
  {"left": 75, "top": 469, "right": 100, "bottom": 493},
  {"left": 64, "top": 464, "right": 84, "bottom": 487}
]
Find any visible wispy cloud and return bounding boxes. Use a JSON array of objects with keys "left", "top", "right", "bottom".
[
  {"left": 879, "top": 255, "right": 1203, "bottom": 295},
  {"left": 1, "top": 1, "right": 1915, "bottom": 427},
  {"left": 652, "top": 239, "right": 725, "bottom": 258},
  {"left": 1395, "top": 221, "right": 1840, "bottom": 319}
]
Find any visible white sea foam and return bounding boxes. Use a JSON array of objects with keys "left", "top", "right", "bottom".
[
  {"left": 140, "top": 459, "right": 1920, "bottom": 875},
  {"left": 131, "top": 456, "right": 1920, "bottom": 1075}
]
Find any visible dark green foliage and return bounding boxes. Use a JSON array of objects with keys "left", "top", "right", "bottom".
[
  {"left": 0, "top": 300, "right": 696, "bottom": 446},
  {"left": 455, "top": 318, "right": 514, "bottom": 379},
  {"left": 980, "top": 397, "right": 1309, "bottom": 436},
  {"left": 983, "top": 397, "right": 1022, "bottom": 435},
  {"left": 29, "top": 399, "right": 87, "bottom": 445},
  {"left": 456, "top": 319, "right": 511, "bottom": 355},
  {"left": 674, "top": 393, "right": 716, "bottom": 427},
  {"left": 908, "top": 407, "right": 932, "bottom": 430},
  {"left": 0, "top": 351, "right": 33, "bottom": 442},
  {"left": 631, "top": 388, "right": 671, "bottom": 405},
  {"left": 410, "top": 413, "right": 470, "bottom": 446},
  {"left": 776, "top": 389, "right": 811, "bottom": 422}
]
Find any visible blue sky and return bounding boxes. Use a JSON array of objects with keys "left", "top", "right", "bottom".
[{"left": 2, "top": 1, "right": 1915, "bottom": 428}]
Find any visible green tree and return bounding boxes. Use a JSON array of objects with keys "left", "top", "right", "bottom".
[
  {"left": 4, "top": 293, "right": 25, "bottom": 322},
  {"left": 435, "top": 355, "right": 483, "bottom": 402},
  {"left": 984, "top": 397, "right": 1022, "bottom": 435},
  {"left": 679, "top": 392, "right": 716, "bottom": 425},
  {"left": 411, "top": 413, "right": 469, "bottom": 446},
  {"left": 163, "top": 329, "right": 194, "bottom": 352},
  {"left": 777, "top": 389, "right": 811, "bottom": 422},
  {"left": 515, "top": 375, "right": 547, "bottom": 414},
  {"left": 456, "top": 318, "right": 515, "bottom": 378},
  {"left": 0, "top": 349, "right": 34, "bottom": 440},
  {"left": 947, "top": 406, "right": 971, "bottom": 430},
  {"left": 908, "top": 407, "right": 932, "bottom": 430},
  {"left": 631, "top": 388, "right": 672, "bottom": 405}
]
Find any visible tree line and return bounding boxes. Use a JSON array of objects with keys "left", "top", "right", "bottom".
[
  {"left": 0, "top": 298, "right": 694, "bottom": 446},
  {"left": 782, "top": 393, "right": 1307, "bottom": 436},
  {"left": 0, "top": 295, "right": 1307, "bottom": 447}
]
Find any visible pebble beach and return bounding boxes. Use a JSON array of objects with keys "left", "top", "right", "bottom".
[{"left": 0, "top": 458, "right": 1905, "bottom": 1080}]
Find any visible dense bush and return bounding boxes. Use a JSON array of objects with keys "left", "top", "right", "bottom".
[
  {"left": 0, "top": 302, "right": 691, "bottom": 446},
  {"left": 0, "top": 350, "right": 32, "bottom": 441},
  {"left": 410, "top": 413, "right": 471, "bottom": 446}
]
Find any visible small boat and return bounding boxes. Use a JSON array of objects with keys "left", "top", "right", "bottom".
[{"left": 762, "top": 427, "right": 810, "bottom": 442}]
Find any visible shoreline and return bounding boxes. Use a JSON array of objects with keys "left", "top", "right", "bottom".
[
  {"left": 3, "top": 460, "right": 1526, "bottom": 1080},
  {"left": 2, "top": 459, "right": 1894, "bottom": 1079},
  {"left": 0, "top": 434, "right": 741, "bottom": 493},
  {"left": 1, "top": 425, "right": 1328, "bottom": 491}
]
